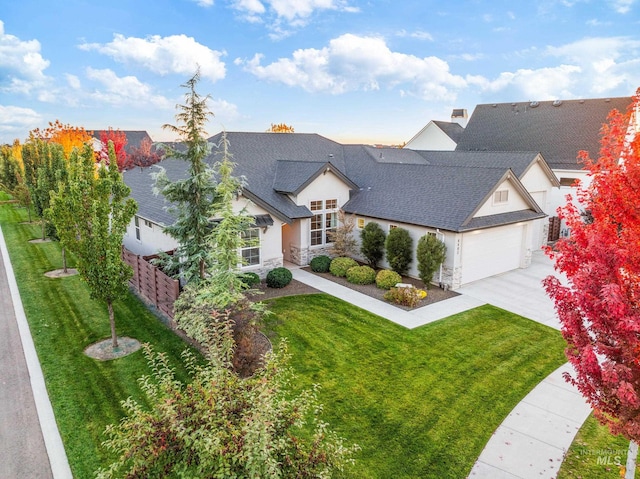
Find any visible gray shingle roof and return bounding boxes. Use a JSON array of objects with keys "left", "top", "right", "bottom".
[
  {"left": 433, "top": 121, "right": 465, "bottom": 143},
  {"left": 414, "top": 150, "right": 558, "bottom": 184},
  {"left": 455, "top": 97, "right": 632, "bottom": 170},
  {"left": 342, "top": 145, "right": 544, "bottom": 232}
]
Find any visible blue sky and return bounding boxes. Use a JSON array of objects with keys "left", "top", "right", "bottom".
[{"left": 1, "top": 0, "right": 638, "bottom": 145}]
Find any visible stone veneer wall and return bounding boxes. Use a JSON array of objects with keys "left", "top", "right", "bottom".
[
  {"left": 247, "top": 257, "right": 282, "bottom": 279},
  {"left": 288, "top": 245, "right": 333, "bottom": 266}
]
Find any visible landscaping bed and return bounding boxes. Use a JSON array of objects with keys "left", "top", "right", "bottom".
[{"left": 302, "top": 266, "right": 459, "bottom": 310}]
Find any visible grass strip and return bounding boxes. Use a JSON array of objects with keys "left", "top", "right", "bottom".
[{"left": 1, "top": 202, "right": 198, "bottom": 478}]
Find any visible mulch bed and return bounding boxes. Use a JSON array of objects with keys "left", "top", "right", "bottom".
[{"left": 248, "top": 269, "right": 459, "bottom": 311}]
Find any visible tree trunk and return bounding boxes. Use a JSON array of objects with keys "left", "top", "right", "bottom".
[
  {"left": 61, "top": 247, "right": 67, "bottom": 274},
  {"left": 108, "top": 300, "right": 118, "bottom": 349},
  {"left": 199, "top": 258, "right": 205, "bottom": 280},
  {"left": 626, "top": 440, "right": 638, "bottom": 479},
  {"left": 41, "top": 219, "right": 46, "bottom": 240}
]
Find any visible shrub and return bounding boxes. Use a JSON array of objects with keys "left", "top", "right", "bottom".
[
  {"left": 329, "top": 257, "right": 358, "bottom": 277},
  {"left": 329, "top": 210, "right": 358, "bottom": 257},
  {"left": 310, "top": 255, "right": 332, "bottom": 273},
  {"left": 346, "top": 265, "right": 376, "bottom": 285},
  {"left": 239, "top": 271, "right": 260, "bottom": 288},
  {"left": 385, "top": 227, "right": 413, "bottom": 275},
  {"left": 375, "top": 269, "right": 402, "bottom": 290},
  {"left": 384, "top": 287, "right": 427, "bottom": 308},
  {"left": 360, "top": 222, "right": 386, "bottom": 268},
  {"left": 416, "top": 234, "right": 446, "bottom": 288},
  {"left": 266, "top": 267, "right": 292, "bottom": 288}
]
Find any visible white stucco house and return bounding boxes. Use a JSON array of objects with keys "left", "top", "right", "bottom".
[{"left": 123, "top": 130, "right": 558, "bottom": 290}]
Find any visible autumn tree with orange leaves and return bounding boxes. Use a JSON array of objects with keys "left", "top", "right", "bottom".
[
  {"left": 544, "top": 89, "right": 640, "bottom": 477},
  {"left": 30, "top": 120, "right": 93, "bottom": 159},
  {"left": 266, "top": 123, "right": 295, "bottom": 133}
]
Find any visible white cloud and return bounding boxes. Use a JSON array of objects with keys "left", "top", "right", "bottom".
[
  {"left": 609, "top": 0, "right": 635, "bottom": 13},
  {"left": 65, "top": 74, "right": 81, "bottom": 90},
  {"left": 192, "top": 0, "right": 214, "bottom": 6},
  {"left": 0, "top": 105, "right": 42, "bottom": 140},
  {"left": 396, "top": 29, "right": 434, "bottom": 41},
  {"left": 231, "top": 0, "right": 358, "bottom": 34},
  {"left": 239, "top": 34, "right": 468, "bottom": 101},
  {"left": 85, "top": 68, "right": 173, "bottom": 108},
  {"left": 0, "top": 20, "right": 50, "bottom": 94},
  {"left": 79, "top": 33, "right": 226, "bottom": 82}
]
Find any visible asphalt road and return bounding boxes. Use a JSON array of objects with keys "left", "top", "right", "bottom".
[{"left": 0, "top": 241, "right": 53, "bottom": 478}]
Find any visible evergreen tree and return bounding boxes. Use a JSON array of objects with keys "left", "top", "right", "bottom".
[
  {"left": 385, "top": 227, "right": 413, "bottom": 275},
  {"left": 360, "top": 221, "right": 386, "bottom": 268},
  {"left": 416, "top": 234, "right": 446, "bottom": 288},
  {"left": 153, "top": 71, "right": 218, "bottom": 284}
]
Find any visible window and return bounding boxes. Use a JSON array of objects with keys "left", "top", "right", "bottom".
[
  {"left": 389, "top": 224, "right": 398, "bottom": 231},
  {"left": 493, "top": 190, "right": 509, "bottom": 204},
  {"left": 310, "top": 199, "right": 338, "bottom": 246},
  {"left": 240, "top": 228, "right": 260, "bottom": 266},
  {"left": 144, "top": 219, "right": 153, "bottom": 228},
  {"left": 560, "top": 177, "right": 579, "bottom": 187},
  {"left": 357, "top": 218, "right": 365, "bottom": 229},
  {"left": 134, "top": 216, "right": 140, "bottom": 241}
]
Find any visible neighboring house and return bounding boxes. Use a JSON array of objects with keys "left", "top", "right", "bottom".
[
  {"left": 123, "top": 131, "right": 555, "bottom": 290},
  {"left": 404, "top": 114, "right": 466, "bottom": 151},
  {"left": 91, "top": 130, "right": 153, "bottom": 155},
  {"left": 454, "top": 97, "right": 633, "bottom": 219}
]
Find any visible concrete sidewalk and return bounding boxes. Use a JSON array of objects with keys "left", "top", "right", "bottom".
[
  {"left": 0, "top": 226, "right": 72, "bottom": 479},
  {"left": 292, "top": 268, "right": 485, "bottom": 329}
]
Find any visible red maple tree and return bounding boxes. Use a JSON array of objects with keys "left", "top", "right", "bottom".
[
  {"left": 543, "top": 89, "right": 640, "bottom": 440},
  {"left": 96, "top": 128, "right": 130, "bottom": 171},
  {"left": 129, "top": 136, "right": 163, "bottom": 169}
]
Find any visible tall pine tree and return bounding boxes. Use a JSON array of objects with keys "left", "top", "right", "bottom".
[{"left": 153, "top": 71, "right": 218, "bottom": 284}]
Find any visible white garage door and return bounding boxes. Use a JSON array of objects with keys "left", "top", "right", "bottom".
[{"left": 461, "top": 224, "right": 524, "bottom": 285}]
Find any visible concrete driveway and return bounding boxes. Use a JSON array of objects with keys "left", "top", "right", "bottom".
[{"left": 457, "top": 250, "right": 563, "bottom": 330}]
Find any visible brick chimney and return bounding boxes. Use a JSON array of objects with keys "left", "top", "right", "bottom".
[{"left": 451, "top": 108, "right": 468, "bottom": 127}]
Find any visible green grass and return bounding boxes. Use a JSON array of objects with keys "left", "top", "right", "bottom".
[
  {"left": 0, "top": 201, "right": 200, "bottom": 478},
  {"left": 264, "top": 294, "right": 567, "bottom": 479},
  {"left": 558, "top": 413, "right": 633, "bottom": 478}
]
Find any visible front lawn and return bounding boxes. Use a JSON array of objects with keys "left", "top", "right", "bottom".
[
  {"left": 0, "top": 201, "right": 200, "bottom": 478},
  {"left": 265, "top": 294, "right": 567, "bottom": 479}
]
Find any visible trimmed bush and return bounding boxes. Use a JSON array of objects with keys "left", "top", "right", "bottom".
[
  {"left": 360, "top": 221, "right": 386, "bottom": 268},
  {"left": 375, "top": 269, "right": 402, "bottom": 290},
  {"left": 416, "top": 234, "right": 446, "bottom": 288},
  {"left": 239, "top": 271, "right": 260, "bottom": 288},
  {"left": 346, "top": 265, "right": 376, "bottom": 285},
  {"left": 329, "top": 257, "right": 358, "bottom": 277},
  {"left": 310, "top": 255, "right": 332, "bottom": 273},
  {"left": 384, "top": 286, "right": 427, "bottom": 307},
  {"left": 266, "top": 267, "right": 293, "bottom": 288},
  {"left": 385, "top": 227, "right": 413, "bottom": 275}
]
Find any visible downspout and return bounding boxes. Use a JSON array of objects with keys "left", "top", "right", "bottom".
[{"left": 436, "top": 229, "right": 444, "bottom": 286}]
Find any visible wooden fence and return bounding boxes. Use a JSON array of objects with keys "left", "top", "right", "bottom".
[
  {"left": 122, "top": 247, "right": 180, "bottom": 319},
  {"left": 548, "top": 216, "right": 561, "bottom": 243}
]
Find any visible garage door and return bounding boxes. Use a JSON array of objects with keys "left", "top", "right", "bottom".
[{"left": 461, "top": 224, "right": 524, "bottom": 285}]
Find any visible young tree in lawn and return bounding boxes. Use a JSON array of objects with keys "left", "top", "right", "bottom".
[
  {"left": 416, "top": 234, "right": 446, "bottom": 288},
  {"left": 360, "top": 221, "right": 386, "bottom": 268},
  {"left": 96, "top": 128, "right": 130, "bottom": 171},
  {"left": 153, "top": 71, "right": 218, "bottom": 284},
  {"left": 0, "top": 144, "right": 21, "bottom": 193},
  {"left": 543, "top": 90, "right": 640, "bottom": 477},
  {"left": 50, "top": 142, "right": 137, "bottom": 348},
  {"left": 33, "top": 142, "right": 66, "bottom": 240}
]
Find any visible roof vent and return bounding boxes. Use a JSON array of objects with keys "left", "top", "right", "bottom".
[
  {"left": 529, "top": 101, "right": 539, "bottom": 108},
  {"left": 552, "top": 99, "right": 563, "bottom": 107}
]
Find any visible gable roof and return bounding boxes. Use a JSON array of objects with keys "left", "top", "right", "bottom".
[
  {"left": 455, "top": 97, "right": 632, "bottom": 170},
  {"left": 433, "top": 121, "right": 465, "bottom": 143},
  {"left": 342, "top": 145, "right": 545, "bottom": 232},
  {"left": 272, "top": 160, "right": 357, "bottom": 195},
  {"left": 414, "top": 150, "right": 560, "bottom": 186}
]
